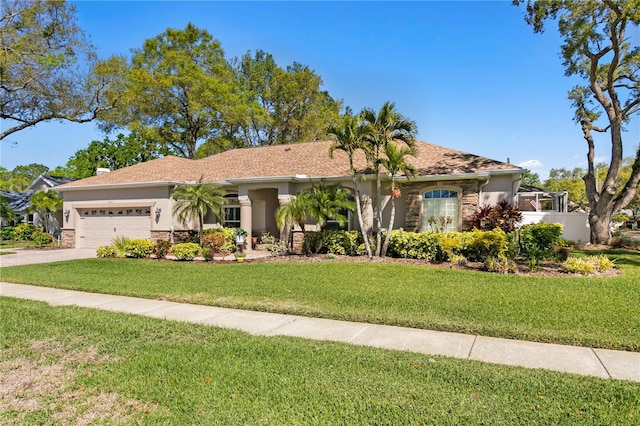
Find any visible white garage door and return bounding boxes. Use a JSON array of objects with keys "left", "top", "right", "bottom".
[{"left": 77, "top": 207, "right": 151, "bottom": 248}]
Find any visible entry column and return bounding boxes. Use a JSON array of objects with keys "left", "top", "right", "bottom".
[{"left": 239, "top": 195, "right": 252, "bottom": 252}]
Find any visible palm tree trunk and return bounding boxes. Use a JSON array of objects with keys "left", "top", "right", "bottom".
[
  {"left": 381, "top": 197, "right": 395, "bottom": 257},
  {"left": 374, "top": 170, "right": 383, "bottom": 257},
  {"left": 352, "top": 175, "right": 372, "bottom": 258}
]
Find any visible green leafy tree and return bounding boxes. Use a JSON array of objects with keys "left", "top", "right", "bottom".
[
  {"left": 544, "top": 167, "right": 588, "bottom": 208},
  {"left": 235, "top": 50, "right": 342, "bottom": 147},
  {"left": 517, "top": 0, "right": 640, "bottom": 244},
  {"left": 0, "top": 163, "right": 49, "bottom": 191},
  {"left": 361, "top": 102, "right": 417, "bottom": 257},
  {"left": 0, "top": 0, "right": 122, "bottom": 139},
  {"left": 53, "top": 133, "right": 170, "bottom": 178},
  {"left": 328, "top": 115, "right": 373, "bottom": 258},
  {"left": 171, "top": 179, "right": 226, "bottom": 245},
  {"left": 99, "top": 23, "right": 244, "bottom": 159},
  {"left": 28, "top": 189, "right": 61, "bottom": 233},
  {"left": 521, "top": 170, "right": 542, "bottom": 187},
  {"left": 379, "top": 142, "right": 417, "bottom": 257}
]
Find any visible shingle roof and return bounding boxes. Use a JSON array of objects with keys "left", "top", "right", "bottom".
[
  {"left": 56, "top": 156, "right": 200, "bottom": 188},
  {"left": 0, "top": 190, "right": 33, "bottom": 211},
  {"left": 57, "top": 140, "right": 520, "bottom": 189}
]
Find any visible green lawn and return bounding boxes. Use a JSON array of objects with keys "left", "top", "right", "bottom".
[
  {"left": 0, "top": 241, "right": 31, "bottom": 249},
  {"left": 1, "top": 297, "right": 638, "bottom": 425},
  {"left": 2, "top": 250, "right": 639, "bottom": 351}
]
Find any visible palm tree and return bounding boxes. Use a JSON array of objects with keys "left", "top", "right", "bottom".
[
  {"left": 275, "top": 194, "right": 310, "bottom": 252},
  {"left": 379, "top": 141, "right": 417, "bottom": 257},
  {"left": 171, "top": 178, "right": 226, "bottom": 245},
  {"left": 328, "top": 115, "right": 373, "bottom": 258},
  {"left": 275, "top": 180, "right": 355, "bottom": 254},
  {"left": 1, "top": 196, "right": 15, "bottom": 224},
  {"left": 305, "top": 179, "right": 355, "bottom": 230},
  {"left": 361, "top": 102, "right": 417, "bottom": 256},
  {"left": 28, "top": 190, "right": 62, "bottom": 233}
]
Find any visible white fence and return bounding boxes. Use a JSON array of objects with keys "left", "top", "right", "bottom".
[{"left": 521, "top": 212, "right": 590, "bottom": 243}]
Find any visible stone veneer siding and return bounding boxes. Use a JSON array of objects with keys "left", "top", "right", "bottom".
[
  {"left": 61, "top": 229, "right": 75, "bottom": 248},
  {"left": 404, "top": 180, "right": 480, "bottom": 232},
  {"left": 150, "top": 230, "right": 171, "bottom": 242}
]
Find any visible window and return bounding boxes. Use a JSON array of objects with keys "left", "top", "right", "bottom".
[
  {"left": 222, "top": 195, "right": 240, "bottom": 228},
  {"left": 423, "top": 189, "right": 458, "bottom": 232},
  {"left": 325, "top": 209, "right": 350, "bottom": 231}
]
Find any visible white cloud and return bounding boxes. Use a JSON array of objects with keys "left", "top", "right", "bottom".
[{"left": 517, "top": 159, "right": 543, "bottom": 169}]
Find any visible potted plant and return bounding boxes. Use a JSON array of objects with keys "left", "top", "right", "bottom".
[
  {"left": 234, "top": 227, "right": 248, "bottom": 244},
  {"left": 234, "top": 251, "right": 247, "bottom": 263}
]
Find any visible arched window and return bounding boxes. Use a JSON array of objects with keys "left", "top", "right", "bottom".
[{"left": 423, "top": 189, "right": 458, "bottom": 232}]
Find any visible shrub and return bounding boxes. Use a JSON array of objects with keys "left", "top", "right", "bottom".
[
  {"left": 471, "top": 200, "right": 522, "bottom": 233},
  {"left": 13, "top": 223, "right": 36, "bottom": 241},
  {"left": 435, "top": 231, "right": 477, "bottom": 261},
  {"left": 1, "top": 225, "right": 15, "bottom": 241},
  {"left": 153, "top": 239, "right": 172, "bottom": 259},
  {"left": 323, "top": 230, "right": 363, "bottom": 256},
  {"left": 387, "top": 229, "right": 440, "bottom": 260},
  {"left": 201, "top": 248, "right": 213, "bottom": 260},
  {"left": 202, "top": 233, "right": 228, "bottom": 255},
  {"left": 563, "top": 255, "right": 615, "bottom": 275},
  {"left": 111, "top": 236, "right": 130, "bottom": 258},
  {"left": 519, "top": 223, "right": 564, "bottom": 260},
  {"left": 172, "top": 243, "right": 201, "bottom": 260},
  {"left": 563, "top": 257, "right": 596, "bottom": 274},
  {"left": 203, "top": 228, "right": 235, "bottom": 253},
  {"left": 260, "top": 232, "right": 288, "bottom": 256},
  {"left": 124, "top": 239, "right": 154, "bottom": 258},
  {"left": 302, "top": 231, "right": 324, "bottom": 254},
  {"left": 484, "top": 256, "right": 518, "bottom": 274},
  {"left": 449, "top": 254, "right": 468, "bottom": 266},
  {"left": 462, "top": 228, "right": 510, "bottom": 262},
  {"left": 96, "top": 246, "right": 117, "bottom": 258},
  {"left": 31, "top": 228, "right": 53, "bottom": 247}
]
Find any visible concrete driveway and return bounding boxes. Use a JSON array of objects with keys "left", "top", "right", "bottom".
[{"left": 0, "top": 248, "right": 96, "bottom": 267}]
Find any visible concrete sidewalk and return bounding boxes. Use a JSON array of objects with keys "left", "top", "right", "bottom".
[{"left": 1, "top": 282, "right": 638, "bottom": 382}]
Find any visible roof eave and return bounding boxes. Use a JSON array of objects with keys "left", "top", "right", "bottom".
[{"left": 55, "top": 181, "right": 184, "bottom": 191}]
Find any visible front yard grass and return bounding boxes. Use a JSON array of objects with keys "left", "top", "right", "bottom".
[
  {"left": 1, "top": 297, "right": 638, "bottom": 425},
  {"left": 2, "top": 250, "right": 639, "bottom": 351}
]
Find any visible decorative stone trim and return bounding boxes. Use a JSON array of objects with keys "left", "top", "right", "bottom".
[
  {"left": 61, "top": 229, "right": 75, "bottom": 248},
  {"left": 150, "top": 230, "right": 171, "bottom": 242}
]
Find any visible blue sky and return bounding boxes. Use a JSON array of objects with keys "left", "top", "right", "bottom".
[{"left": 1, "top": 1, "right": 638, "bottom": 180}]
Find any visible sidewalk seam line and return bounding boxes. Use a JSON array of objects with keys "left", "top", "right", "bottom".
[
  {"left": 467, "top": 335, "right": 478, "bottom": 360},
  {"left": 591, "top": 347, "right": 612, "bottom": 379}
]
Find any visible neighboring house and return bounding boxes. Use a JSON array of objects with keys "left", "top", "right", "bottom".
[
  {"left": 0, "top": 175, "right": 76, "bottom": 231},
  {"left": 55, "top": 140, "right": 524, "bottom": 249},
  {"left": 0, "top": 190, "right": 31, "bottom": 227}
]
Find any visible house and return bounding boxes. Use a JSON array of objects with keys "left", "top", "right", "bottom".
[
  {"left": 1, "top": 174, "right": 76, "bottom": 231},
  {"left": 55, "top": 140, "right": 524, "bottom": 249}
]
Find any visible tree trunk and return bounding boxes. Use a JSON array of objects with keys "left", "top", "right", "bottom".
[
  {"left": 589, "top": 210, "right": 612, "bottom": 245},
  {"left": 381, "top": 196, "right": 395, "bottom": 257},
  {"left": 351, "top": 175, "right": 372, "bottom": 259},
  {"left": 374, "top": 170, "right": 382, "bottom": 257}
]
